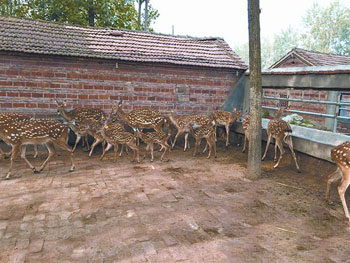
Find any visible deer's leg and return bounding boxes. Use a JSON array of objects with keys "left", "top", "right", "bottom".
[
  {"left": 262, "top": 134, "right": 272, "bottom": 161},
  {"left": 203, "top": 142, "right": 208, "bottom": 153},
  {"left": 100, "top": 143, "right": 113, "bottom": 160},
  {"left": 160, "top": 143, "right": 168, "bottom": 161},
  {"left": 85, "top": 134, "right": 90, "bottom": 150},
  {"left": 286, "top": 135, "right": 301, "bottom": 173},
  {"left": 225, "top": 124, "right": 230, "bottom": 146},
  {"left": 89, "top": 137, "right": 103, "bottom": 157},
  {"left": 242, "top": 134, "right": 247, "bottom": 153},
  {"left": 193, "top": 138, "right": 200, "bottom": 156},
  {"left": 20, "top": 144, "right": 37, "bottom": 172},
  {"left": 184, "top": 133, "right": 190, "bottom": 151},
  {"left": 214, "top": 125, "right": 218, "bottom": 142},
  {"left": 273, "top": 138, "right": 285, "bottom": 169},
  {"left": 6, "top": 144, "right": 20, "bottom": 179},
  {"left": 33, "top": 144, "right": 39, "bottom": 158},
  {"left": 36, "top": 142, "right": 56, "bottom": 173},
  {"left": 206, "top": 137, "right": 213, "bottom": 159},
  {"left": 172, "top": 130, "right": 181, "bottom": 149},
  {"left": 72, "top": 133, "right": 81, "bottom": 152},
  {"left": 113, "top": 144, "right": 119, "bottom": 161},
  {"left": 274, "top": 141, "right": 278, "bottom": 162},
  {"left": 212, "top": 135, "right": 217, "bottom": 158},
  {"left": 326, "top": 167, "right": 342, "bottom": 203},
  {"left": 51, "top": 139, "right": 75, "bottom": 172},
  {"left": 127, "top": 141, "right": 140, "bottom": 163},
  {"left": 150, "top": 143, "right": 154, "bottom": 162},
  {"left": 0, "top": 148, "right": 11, "bottom": 160},
  {"left": 119, "top": 144, "right": 124, "bottom": 157},
  {"left": 337, "top": 171, "right": 350, "bottom": 222}
]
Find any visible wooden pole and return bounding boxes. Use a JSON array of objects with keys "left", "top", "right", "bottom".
[{"left": 247, "top": 0, "right": 262, "bottom": 179}]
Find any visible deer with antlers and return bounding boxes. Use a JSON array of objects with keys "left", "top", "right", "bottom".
[
  {"left": 326, "top": 141, "right": 350, "bottom": 224},
  {"left": 261, "top": 108, "right": 300, "bottom": 172},
  {"left": 210, "top": 109, "right": 241, "bottom": 147},
  {"left": 0, "top": 113, "right": 40, "bottom": 159},
  {"left": 136, "top": 129, "right": 171, "bottom": 162},
  {"left": 0, "top": 119, "right": 75, "bottom": 179},
  {"left": 55, "top": 100, "right": 106, "bottom": 153}
]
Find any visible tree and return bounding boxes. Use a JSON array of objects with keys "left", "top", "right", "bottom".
[
  {"left": 0, "top": 0, "right": 159, "bottom": 31},
  {"left": 135, "top": 0, "right": 159, "bottom": 31},
  {"left": 247, "top": 0, "right": 262, "bottom": 180},
  {"left": 302, "top": 0, "right": 350, "bottom": 55}
]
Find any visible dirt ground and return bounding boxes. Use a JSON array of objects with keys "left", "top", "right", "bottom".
[{"left": 0, "top": 138, "right": 350, "bottom": 263}]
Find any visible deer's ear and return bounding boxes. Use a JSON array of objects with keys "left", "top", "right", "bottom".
[{"left": 118, "top": 100, "right": 123, "bottom": 106}]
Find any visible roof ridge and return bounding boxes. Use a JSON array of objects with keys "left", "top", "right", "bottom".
[
  {"left": 0, "top": 15, "right": 223, "bottom": 42},
  {"left": 294, "top": 47, "right": 350, "bottom": 58}
]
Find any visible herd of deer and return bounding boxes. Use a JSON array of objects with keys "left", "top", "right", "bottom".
[{"left": 0, "top": 101, "right": 349, "bottom": 224}]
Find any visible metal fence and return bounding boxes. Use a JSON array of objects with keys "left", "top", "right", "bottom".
[{"left": 262, "top": 91, "right": 350, "bottom": 133}]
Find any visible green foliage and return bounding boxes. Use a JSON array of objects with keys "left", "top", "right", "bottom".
[
  {"left": 0, "top": 0, "right": 159, "bottom": 31},
  {"left": 262, "top": 110, "right": 270, "bottom": 118},
  {"left": 302, "top": 0, "right": 350, "bottom": 55},
  {"left": 235, "top": 0, "right": 350, "bottom": 68}
]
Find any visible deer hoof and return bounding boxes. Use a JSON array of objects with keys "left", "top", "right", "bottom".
[
  {"left": 69, "top": 167, "right": 75, "bottom": 172},
  {"left": 33, "top": 169, "right": 40, "bottom": 174},
  {"left": 297, "top": 169, "right": 301, "bottom": 174},
  {"left": 4, "top": 155, "right": 10, "bottom": 160},
  {"left": 5, "top": 174, "right": 11, "bottom": 180}
]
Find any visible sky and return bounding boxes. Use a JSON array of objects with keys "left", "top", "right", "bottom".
[{"left": 150, "top": 0, "right": 349, "bottom": 49}]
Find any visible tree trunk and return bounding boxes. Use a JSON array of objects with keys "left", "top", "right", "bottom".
[
  {"left": 88, "top": 0, "right": 95, "bottom": 27},
  {"left": 138, "top": 0, "right": 143, "bottom": 29},
  {"left": 247, "top": 0, "right": 262, "bottom": 180},
  {"left": 144, "top": 0, "right": 149, "bottom": 31}
]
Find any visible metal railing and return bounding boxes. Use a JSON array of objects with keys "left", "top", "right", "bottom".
[{"left": 262, "top": 92, "right": 350, "bottom": 133}]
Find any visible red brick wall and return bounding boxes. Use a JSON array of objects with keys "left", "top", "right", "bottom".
[
  {"left": 0, "top": 51, "right": 243, "bottom": 118},
  {"left": 263, "top": 88, "right": 328, "bottom": 125}
]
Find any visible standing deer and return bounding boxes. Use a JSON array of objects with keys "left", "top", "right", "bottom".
[
  {"left": 191, "top": 120, "right": 217, "bottom": 159},
  {"left": 326, "top": 141, "right": 350, "bottom": 224},
  {"left": 261, "top": 108, "right": 300, "bottom": 172},
  {"left": 112, "top": 101, "right": 167, "bottom": 133},
  {"left": 168, "top": 110, "right": 212, "bottom": 151},
  {"left": 0, "top": 113, "right": 39, "bottom": 159},
  {"left": 55, "top": 100, "right": 106, "bottom": 152},
  {"left": 136, "top": 130, "right": 171, "bottom": 162},
  {"left": 242, "top": 113, "right": 251, "bottom": 153},
  {"left": 210, "top": 109, "right": 241, "bottom": 147},
  {"left": 98, "top": 110, "right": 140, "bottom": 162},
  {"left": 0, "top": 119, "right": 75, "bottom": 179}
]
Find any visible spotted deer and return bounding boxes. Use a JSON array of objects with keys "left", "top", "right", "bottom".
[
  {"left": 261, "top": 108, "right": 300, "bottom": 172},
  {"left": 191, "top": 120, "right": 217, "bottom": 159},
  {"left": 55, "top": 100, "right": 106, "bottom": 152},
  {"left": 0, "top": 113, "right": 39, "bottom": 159},
  {"left": 210, "top": 109, "right": 241, "bottom": 146},
  {"left": 242, "top": 113, "right": 251, "bottom": 153},
  {"left": 136, "top": 130, "right": 171, "bottom": 162},
  {"left": 112, "top": 101, "right": 167, "bottom": 133},
  {"left": 168, "top": 110, "right": 212, "bottom": 151},
  {"left": 98, "top": 112, "right": 139, "bottom": 163},
  {"left": 326, "top": 141, "right": 350, "bottom": 224},
  {"left": 0, "top": 119, "right": 75, "bottom": 179}
]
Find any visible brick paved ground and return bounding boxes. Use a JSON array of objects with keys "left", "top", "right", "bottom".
[{"left": 0, "top": 142, "right": 350, "bottom": 263}]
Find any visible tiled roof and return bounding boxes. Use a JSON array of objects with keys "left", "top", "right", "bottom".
[
  {"left": 270, "top": 48, "right": 350, "bottom": 68},
  {"left": 0, "top": 16, "right": 248, "bottom": 70}
]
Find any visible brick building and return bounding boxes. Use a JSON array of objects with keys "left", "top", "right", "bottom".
[
  {"left": 0, "top": 16, "right": 247, "bottom": 118},
  {"left": 263, "top": 48, "right": 350, "bottom": 133}
]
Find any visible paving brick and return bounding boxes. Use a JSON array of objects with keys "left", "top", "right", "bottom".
[
  {"left": 29, "top": 239, "right": 44, "bottom": 253},
  {"left": 141, "top": 241, "right": 157, "bottom": 256}
]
